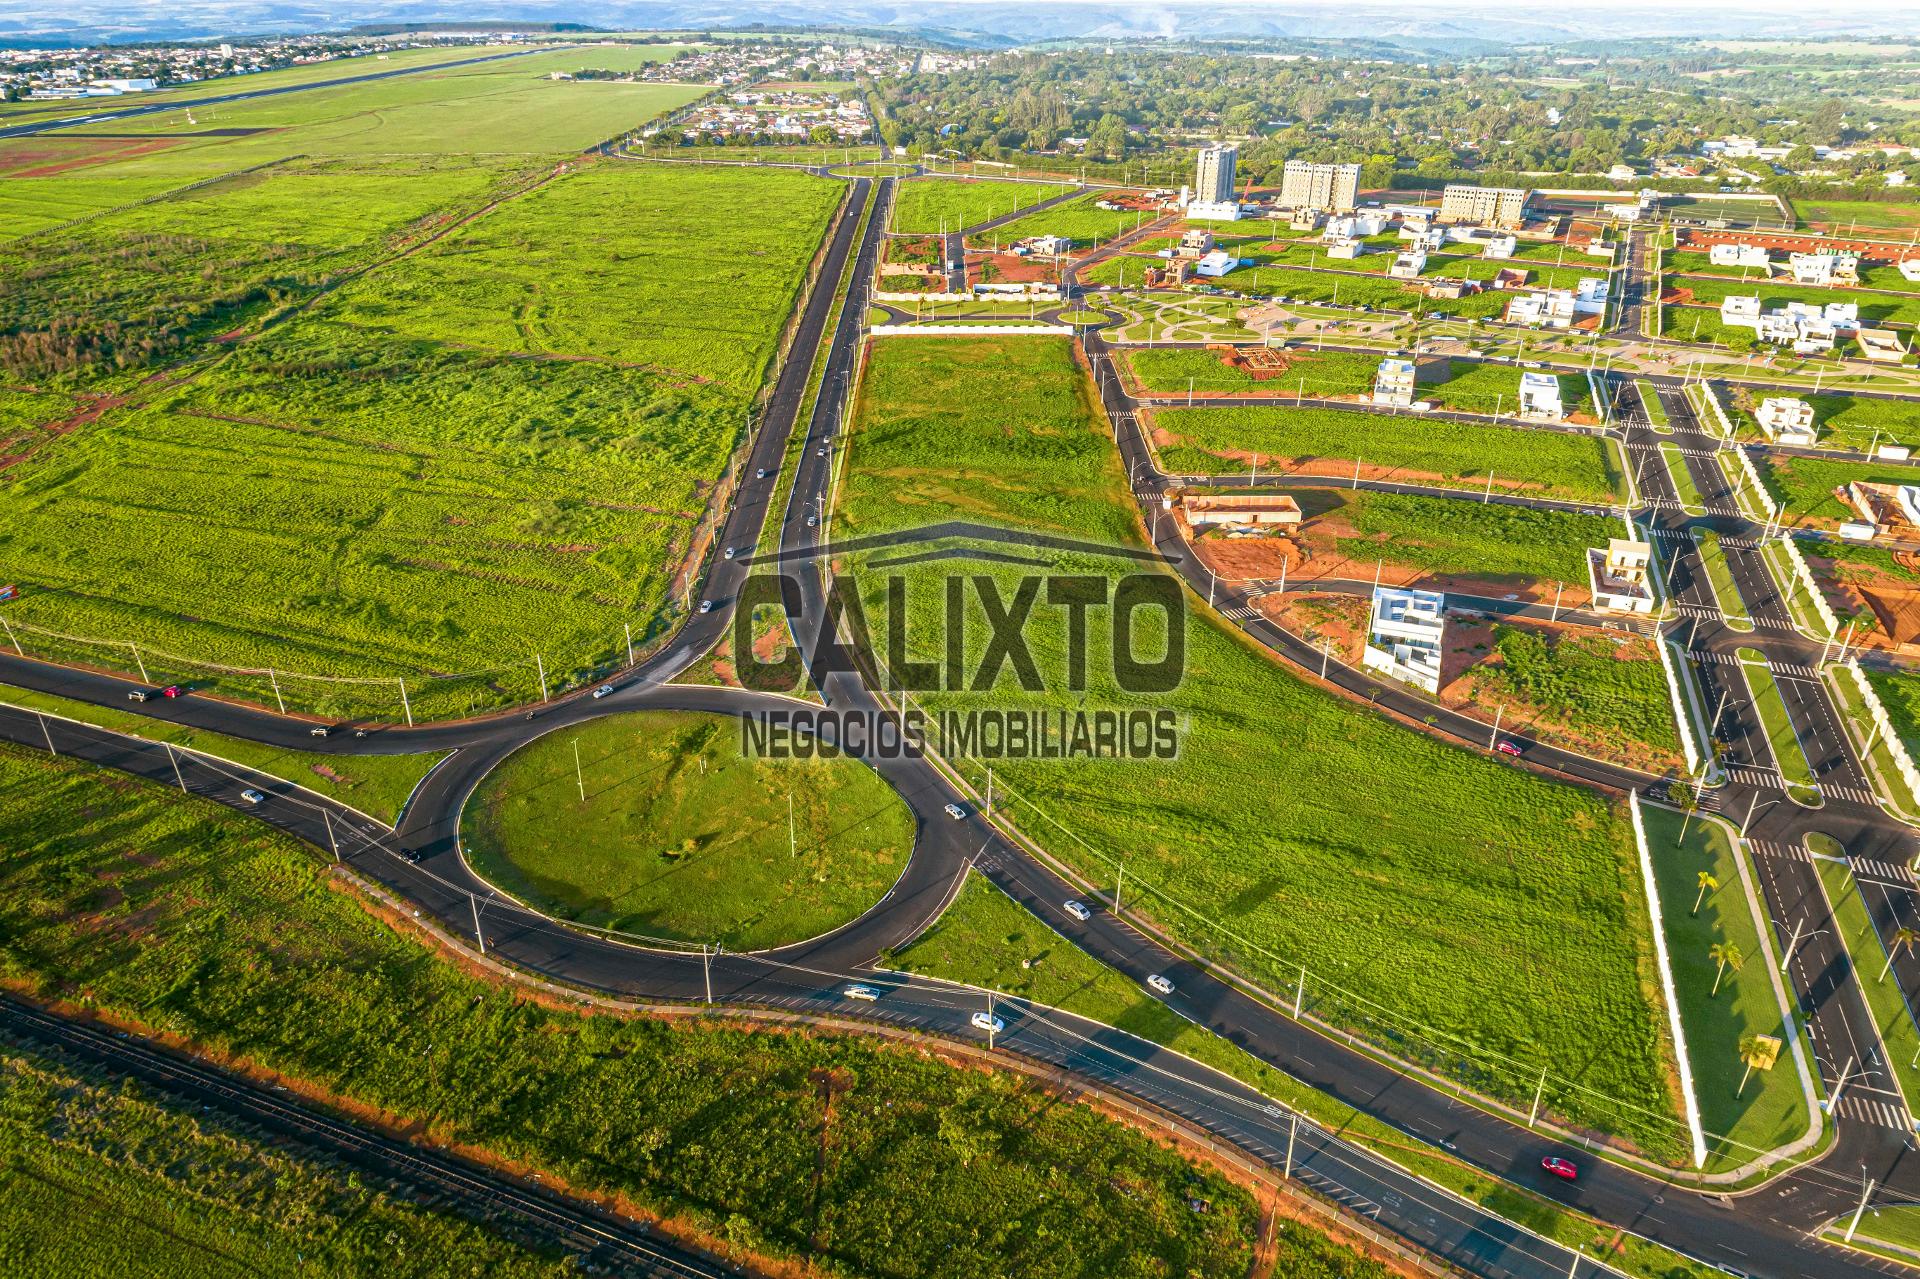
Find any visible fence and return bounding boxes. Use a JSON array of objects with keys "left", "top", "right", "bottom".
[
  {"left": 1627, "top": 791, "right": 1710, "bottom": 1168},
  {"left": 1777, "top": 535, "right": 1839, "bottom": 636},
  {"left": 1688, "top": 381, "right": 1735, "bottom": 439},
  {"left": 1727, "top": 443, "right": 1779, "bottom": 520},
  {"left": 1657, "top": 638, "right": 1704, "bottom": 778},
  {"left": 1841, "top": 659, "right": 1920, "bottom": 802}
]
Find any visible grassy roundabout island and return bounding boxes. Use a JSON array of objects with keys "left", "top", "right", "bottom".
[{"left": 464, "top": 710, "right": 916, "bottom": 951}]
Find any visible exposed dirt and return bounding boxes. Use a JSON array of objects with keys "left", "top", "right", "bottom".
[{"left": 0, "top": 391, "right": 126, "bottom": 472}]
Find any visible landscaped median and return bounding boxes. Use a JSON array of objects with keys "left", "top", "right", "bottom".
[
  {"left": 1, "top": 683, "right": 442, "bottom": 825},
  {"left": 1638, "top": 805, "right": 1819, "bottom": 1171},
  {"left": 1825, "top": 664, "right": 1920, "bottom": 822},
  {"left": 1637, "top": 381, "right": 1671, "bottom": 433},
  {"left": 1826, "top": 1204, "right": 1920, "bottom": 1266},
  {"left": 1758, "top": 538, "right": 1836, "bottom": 641},
  {"left": 1659, "top": 442, "right": 1709, "bottom": 514},
  {"left": 1814, "top": 851, "right": 1920, "bottom": 1117},
  {"left": 1735, "top": 649, "right": 1823, "bottom": 807},
  {"left": 1689, "top": 530, "right": 1755, "bottom": 632}
]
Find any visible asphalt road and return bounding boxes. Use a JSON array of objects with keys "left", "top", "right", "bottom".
[
  {"left": 0, "top": 48, "right": 552, "bottom": 140},
  {"left": 5, "top": 168, "right": 1919, "bottom": 1279}
]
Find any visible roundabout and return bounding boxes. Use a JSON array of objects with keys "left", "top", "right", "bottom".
[{"left": 462, "top": 709, "right": 916, "bottom": 951}]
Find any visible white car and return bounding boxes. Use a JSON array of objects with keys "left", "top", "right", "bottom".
[
  {"left": 698, "top": 600, "right": 714, "bottom": 615},
  {"left": 1062, "top": 900, "right": 1091, "bottom": 922},
  {"left": 724, "top": 547, "right": 737, "bottom": 560},
  {"left": 843, "top": 984, "right": 880, "bottom": 1002},
  {"left": 1146, "top": 974, "right": 1175, "bottom": 996},
  {"left": 970, "top": 1011, "right": 1005, "bottom": 1035},
  {"left": 943, "top": 803, "right": 967, "bottom": 820},
  {"left": 592, "top": 684, "right": 614, "bottom": 699},
  {"left": 240, "top": 789, "right": 265, "bottom": 805}
]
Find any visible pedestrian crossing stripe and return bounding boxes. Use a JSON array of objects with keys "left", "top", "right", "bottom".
[
  {"left": 1850, "top": 857, "right": 1915, "bottom": 882},
  {"left": 1727, "top": 765, "right": 1783, "bottom": 790},
  {"left": 1749, "top": 839, "right": 1811, "bottom": 863},
  {"left": 1825, "top": 784, "right": 1879, "bottom": 806},
  {"left": 1833, "top": 1094, "right": 1913, "bottom": 1131},
  {"left": 1219, "top": 605, "right": 1258, "bottom": 620}
]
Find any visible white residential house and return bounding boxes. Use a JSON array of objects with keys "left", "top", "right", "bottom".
[
  {"left": 1363, "top": 587, "right": 1446, "bottom": 695},
  {"left": 1573, "top": 277, "right": 1610, "bottom": 314},
  {"left": 1900, "top": 258, "right": 1920, "bottom": 284},
  {"left": 1324, "top": 210, "right": 1391, "bottom": 239},
  {"left": 1709, "top": 243, "right": 1772, "bottom": 269},
  {"left": 1325, "top": 237, "right": 1364, "bottom": 260},
  {"left": 1518, "top": 371, "right": 1564, "bottom": 419},
  {"left": 1389, "top": 249, "right": 1428, "bottom": 279},
  {"left": 1481, "top": 234, "right": 1518, "bottom": 260},
  {"left": 1373, "top": 358, "right": 1416, "bottom": 407},
  {"left": 1289, "top": 207, "right": 1326, "bottom": 231},
  {"left": 1790, "top": 251, "right": 1860, "bottom": 286},
  {"left": 1187, "top": 200, "right": 1243, "bottom": 222},
  {"left": 1607, "top": 164, "right": 1637, "bottom": 182},
  {"left": 1719, "top": 295, "right": 1764, "bottom": 328},
  {"left": 1755, "top": 397, "right": 1817, "bottom": 445},
  {"left": 1193, "top": 250, "right": 1240, "bottom": 277},
  {"left": 1587, "top": 539, "right": 1655, "bottom": 615},
  {"left": 1584, "top": 240, "right": 1617, "bottom": 262},
  {"left": 1024, "top": 234, "right": 1072, "bottom": 255},
  {"left": 1506, "top": 289, "right": 1577, "bottom": 328}
]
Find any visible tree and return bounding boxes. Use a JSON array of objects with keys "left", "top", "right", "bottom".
[
  {"left": 1692, "top": 870, "right": 1718, "bottom": 916},
  {"left": 1709, "top": 941, "right": 1744, "bottom": 996},
  {"left": 1736, "top": 1033, "right": 1781, "bottom": 1098},
  {"left": 1880, "top": 927, "right": 1919, "bottom": 982},
  {"left": 1667, "top": 779, "right": 1702, "bottom": 844}
]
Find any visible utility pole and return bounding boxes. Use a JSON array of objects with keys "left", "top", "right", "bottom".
[
  {"left": 789, "top": 791, "right": 796, "bottom": 858},
  {"left": 1284, "top": 1113, "right": 1297, "bottom": 1179},
  {"left": 1489, "top": 705, "right": 1504, "bottom": 750},
  {"left": 1294, "top": 965, "right": 1305, "bottom": 1018},
  {"left": 471, "top": 894, "right": 485, "bottom": 956},
  {"left": 573, "top": 740, "right": 585, "bottom": 802},
  {"left": 625, "top": 621, "right": 635, "bottom": 667},
  {"left": 397, "top": 679, "right": 413, "bottom": 727},
  {"left": 1846, "top": 1168, "right": 1876, "bottom": 1243},
  {"left": 1528, "top": 1066, "right": 1549, "bottom": 1127},
  {"left": 1780, "top": 916, "right": 1805, "bottom": 975},
  {"left": 986, "top": 767, "right": 994, "bottom": 817},
  {"left": 323, "top": 809, "right": 339, "bottom": 862},
  {"left": 534, "top": 653, "right": 549, "bottom": 703},
  {"left": 702, "top": 944, "right": 713, "bottom": 1005},
  {"left": 128, "top": 642, "right": 148, "bottom": 684},
  {"left": 1827, "top": 1055, "right": 1858, "bottom": 1113},
  {"left": 1114, "top": 862, "right": 1125, "bottom": 915},
  {"left": 36, "top": 712, "right": 54, "bottom": 755},
  {"left": 1321, "top": 639, "right": 1332, "bottom": 679},
  {"left": 166, "top": 743, "right": 186, "bottom": 794},
  {"left": 268, "top": 669, "right": 285, "bottom": 714},
  {"left": 1484, "top": 470, "right": 1496, "bottom": 503}
]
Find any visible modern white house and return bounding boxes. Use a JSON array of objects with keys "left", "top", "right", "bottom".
[
  {"left": 1506, "top": 289, "right": 1577, "bottom": 328},
  {"left": 1573, "top": 276, "right": 1610, "bottom": 314},
  {"left": 1374, "top": 358, "right": 1417, "bottom": 407},
  {"left": 1518, "top": 371, "right": 1564, "bottom": 419},
  {"left": 1363, "top": 587, "right": 1446, "bottom": 694},
  {"left": 1710, "top": 243, "right": 1772, "bottom": 269},
  {"left": 1389, "top": 249, "right": 1428, "bottom": 279},
  {"left": 1324, "top": 210, "right": 1391, "bottom": 239},
  {"left": 1587, "top": 539, "right": 1655, "bottom": 615},
  {"left": 1193, "top": 249, "right": 1240, "bottom": 277},
  {"left": 1325, "top": 237, "right": 1365, "bottom": 260},
  {"left": 1901, "top": 258, "right": 1920, "bottom": 284},
  {"left": 1755, "top": 396, "right": 1817, "bottom": 445},
  {"left": 1790, "top": 251, "right": 1859, "bottom": 286},
  {"left": 1481, "top": 233, "right": 1518, "bottom": 260},
  {"left": 1720, "top": 295, "right": 1858, "bottom": 352}
]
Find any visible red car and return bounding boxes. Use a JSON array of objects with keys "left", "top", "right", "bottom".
[
  {"left": 1541, "top": 1156, "right": 1578, "bottom": 1181},
  {"left": 161, "top": 685, "right": 182, "bottom": 699},
  {"left": 1495, "top": 740, "right": 1523, "bottom": 757}
]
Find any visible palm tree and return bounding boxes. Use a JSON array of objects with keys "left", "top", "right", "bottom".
[
  {"left": 1668, "top": 779, "right": 1702, "bottom": 844},
  {"left": 1880, "top": 927, "right": 1920, "bottom": 982},
  {"left": 1692, "top": 870, "right": 1719, "bottom": 916},
  {"left": 1736, "top": 1033, "right": 1782, "bottom": 1098},
  {"left": 1710, "top": 941, "right": 1744, "bottom": 996}
]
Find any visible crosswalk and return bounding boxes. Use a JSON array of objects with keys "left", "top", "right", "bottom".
[
  {"left": 1830, "top": 1093, "right": 1913, "bottom": 1132},
  {"left": 1850, "top": 855, "right": 1915, "bottom": 883},
  {"left": 1218, "top": 604, "right": 1259, "bottom": 621},
  {"left": 1726, "top": 764, "right": 1784, "bottom": 791},
  {"left": 1749, "top": 837, "right": 1812, "bottom": 864},
  {"left": 1826, "top": 782, "right": 1880, "bottom": 806},
  {"left": 1688, "top": 650, "right": 1816, "bottom": 678},
  {"left": 1643, "top": 497, "right": 1739, "bottom": 517}
]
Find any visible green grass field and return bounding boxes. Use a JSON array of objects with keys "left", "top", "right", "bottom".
[
  {"left": 1419, "top": 363, "right": 1594, "bottom": 420},
  {"left": 1730, "top": 389, "right": 1918, "bottom": 453},
  {"left": 1152, "top": 404, "right": 1622, "bottom": 503},
  {"left": 1796, "top": 199, "right": 1920, "bottom": 233},
  {"left": 979, "top": 192, "right": 1153, "bottom": 247},
  {"left": 1638, "top": 382, "right": 1671, "bottom": 430},
  {"left": 1738, "top": 649, "right": 1821, "bottom": 803},
  {"left": 1675, "top": 274, "right": 1920, "bottom": 329},
  {"left": 1757, "top": 453, "right": 1920, "bottom": 526},
  {"left": 465, "top": 711, "right": 914, "bottom": 949},
  {"left": 0, "top": 684, "right": 441, "bottom": 824},
  {"left": 836, "top": 335, "right": 1681, "bottom": 1155},
  {"left": 1638, "top": 806, "right": 1812, "bottom": 1165},
  {"left": 0, "top": 742, "right": 1259, "bottom": 1278},
  {"left": 0, "top": 153, "right": 841, "bottom": 719},
  {"left": 889, "top": 178, "right": 1076, "bottom": 234},
  {"left": 1322, "top": 491, "right": 1619, "bottom": 584},
  {"left": 1865, "top": 668, "right": 1920, "bottom": 761},
  {"left": 1472, "top": 627, "right": 1682, "bottom": 762},
  {"left": 0, "top": 1031, "right": 585, "bottom": 1278}
]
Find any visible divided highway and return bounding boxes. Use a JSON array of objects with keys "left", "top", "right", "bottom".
[{"left": 4, "top": 167, "right": 1917, "bottom": 1279}]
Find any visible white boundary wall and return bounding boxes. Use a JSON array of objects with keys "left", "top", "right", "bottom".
[
  {"left": 1842, "top": 659, "right": 1920, "bottom": 801},
  {"left": 1689, "top": 381, "right": 1735, "bottom": 439},
  {"left": 1729, "top": 445, "right": 1778, "bottom": 520},
  {"left": 1628, "top": 791, "right": 1710, "bottom": 1169},
  {"left": 1778, "top": 537, "right": 1838, "bottom": 636},
  {"left": 870, "top": 324, "right": 1073, "bottom": 337},
  {"left": 1658, "top": 638, "right": 1704, "bottom": 776}
]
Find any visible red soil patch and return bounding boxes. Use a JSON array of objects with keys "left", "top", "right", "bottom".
[
  {"left": 968, "top": 250, "right": 1057, "bottom": 286},
  {"left": 0, "top": 391, "right": 125, "bottom": 472},
  {"left": 0, "top": 135, "right": 183, "bottom": 178}
]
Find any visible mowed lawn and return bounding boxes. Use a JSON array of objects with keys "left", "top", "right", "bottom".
[
  {"left": 465, "top": 710, "right": 915, "bottom": 950},
  {"left": 836, "top": 336, "right": 1681, "bottom": 1155},
  {"left": 0, "top": 146, "right": 841, "bottom": 717},
  {"left": 1154, "top": 404, "right": 1622, "bottom": 503},
  {"left": 982, "top": 191, "right": 1154, "bottom": 246},
  {"left": 889, "top": 177, "right": 1076, "bottom": 234},
  {"left": 1757, "top": 452, "right": 1920, "bottom": 525},
  {"left": 0, "top": 743, "right": 1259, "bottom": 1279}
]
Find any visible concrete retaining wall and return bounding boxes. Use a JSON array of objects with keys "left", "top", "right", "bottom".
[
  {"left": 1842, "top": 658, "right": 1920, "bottom": 801},
  {"left": 1779, "top": 536, "right": 1838, "bottom": 637},
  {"left": 1628, "top": 790, "right": 1710, "bottom": 1169}
]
